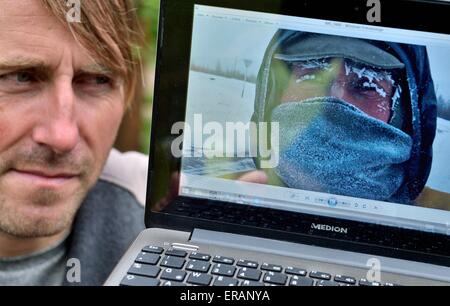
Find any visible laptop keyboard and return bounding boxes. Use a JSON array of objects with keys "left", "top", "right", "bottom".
[{"left": 120, "top": 246, "right": 401, "bottom": 286}]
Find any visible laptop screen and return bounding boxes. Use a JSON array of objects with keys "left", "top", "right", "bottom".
[{"left": 177, "top": 4, "right": 450, "bottom": 236}]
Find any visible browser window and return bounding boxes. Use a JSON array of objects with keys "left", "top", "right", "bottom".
[{"left": 179, "top": 5, "right": 450, "bottom": 235}]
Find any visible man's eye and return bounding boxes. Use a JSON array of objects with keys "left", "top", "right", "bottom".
[
  {"left": 294, "top": 73, "right": 328, "bottom": 85},
  {"left": 0, "top": 71, "right": 36, "bottom": 83},
  {"left": 0, "top": 71, "right": 40, "bottom": 93},
  {"left": 295, "top": 74, "right": 315, "bottom": 83},
  {"left": 353, "top": 80, "right": 379, "bottom": 92},
  {"left": 351, "top": 79, "right": 389, "bottom": 101},
  {"left": 94, "top": 76, "right": 111, "bottom": 85},
  {"left": 17, "top": 71, "right": 34, "bottom": 82},
  {"left": 75, "top": 75, "right": 113, "bottom": 86}
]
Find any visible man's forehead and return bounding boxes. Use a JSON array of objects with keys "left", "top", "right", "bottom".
[
  {"left": 0, "top": 0, "right": 42, "bottom": 13},
  {"left": 0, "top": 2, "right": 111, "bottom": 74},
  {"left": 0, "top": 0, "right": 71, "bottom": 40},
  {"left": 0, "top": 0, "right": 55, "bottom": 24}
]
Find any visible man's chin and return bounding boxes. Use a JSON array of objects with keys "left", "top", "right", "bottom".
[
  {"left": 0, "top": 191, "right": 85, "bottom": 239},
  {"left": 0, "top": 220, "right": 69, "bottom": 239}
]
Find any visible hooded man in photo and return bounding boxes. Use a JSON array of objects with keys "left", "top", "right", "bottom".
[{"left": 251, "top": 30, "right": 443, "bottom": 206}]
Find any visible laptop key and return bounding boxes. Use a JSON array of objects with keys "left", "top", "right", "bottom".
[
  {"left": 120, "top": 274, "right": 159, "bottom": 286},
  {"left": 237, "top": 260, "right": 259, "bottom": 269},
  {"left": 213, "top": 276, "right": 239, "bottom": 286},
  {"left": 212, "top": 264, "right": 236, "bottom": 277},
  {"left": 309, "top": 271, "right": 332, "bottom": 280},
  {"left": 359, "top": 279, "right": 382, "bottom": 286},
  {"left": 334, "top": 275, "right": 357, "bottom": 285},
  {"left": 213, "top": 255, "right": 235, "bottom": 265},
  {"left": 189, "top": 252, "right": 211, "bottom": 261},
  {"left": 186, "top": 260, "right": 211, "bottom": 273},
  {"left": 187, "top": 272, "right": 213, "bottom": 286},
  {"left": 161, "top": 281, "right": 187, "bottom": 287},
  {"left": 285, "top": 266, "right": 307, "bottom": 277},
  {"left": 241, "top": 280, "right": 265, "bottom": 286},
  {"left": 263, "top": 272, "right": 287, "bottom": 285},
  {"left": 261, "top": 263, "right": 283, "bottom": 273},
  {"left": 237, "top": 268, "right": 262, "bottom": 281},
  {"left": 128, "top": 263, "right": 161, "bottom": 278},
  {"left": 289, "top": 275, "right": 314, "bottom": 286},
  {"left": 165, "top": 249, "right": 187, "bottom": 258},
  {"left": 160, "top": 268, "right": 187, "bottom": 282},
  {"left": 316, "top": 280, "right": 340, "bottom": 287},
  {"left": 135, "top": 252, "right": 160, "bottom": 265},
  {"left": 142, "top": 246, "right": 164, "bottom": 254},
  {"left": 161, "top": 256, "right": 185, "bottom": 269}
]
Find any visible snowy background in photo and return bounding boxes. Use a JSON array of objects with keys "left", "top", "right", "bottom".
[
  {"left": 425, "top": 46, "right": 450, "bottom": 193},
  {"left": 186, "top": 17, "right": 450, "bottom": 193}
]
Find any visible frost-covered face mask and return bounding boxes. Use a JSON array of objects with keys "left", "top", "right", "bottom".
[{"left": 270, "top": 97, "right": 413, "bottom": 201}]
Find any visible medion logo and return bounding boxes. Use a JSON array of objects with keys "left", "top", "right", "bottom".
[{"left": 311, "top": 223, "right": 349, "bottom": 234}]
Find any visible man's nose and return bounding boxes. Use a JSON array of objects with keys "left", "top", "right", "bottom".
[
  {"left": 326, "top": 59, "right": 346, "bottom": 99},
  {"left": 31, "top": 77, "right": 80, "bottom": 154},
  {"left": 329, "top": 80, "right": 346, "bottom": 100}
]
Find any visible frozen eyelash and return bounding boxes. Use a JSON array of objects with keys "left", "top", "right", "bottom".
[
  {"left": 345, "top": 62, "right": 394, "bottom": 84},
  {"left": 295, "top": 74, "right": 316, "bottom": 84},
  {"left": 362, "top": 81, "right": 388, "bottom": 98}
]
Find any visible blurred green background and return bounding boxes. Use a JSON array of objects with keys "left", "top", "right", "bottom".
[{"left": 114, "top": 0, "right": 160, "bottom": 155}]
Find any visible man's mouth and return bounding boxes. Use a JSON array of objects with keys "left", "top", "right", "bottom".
[{"left": 6, "top": 168, "right": 79, "bottom": 188}]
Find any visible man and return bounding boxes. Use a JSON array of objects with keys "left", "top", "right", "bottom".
[
  {"left": 0, "top": 0, "right": 146, "bottom": 285},
  {"left": 251, "top": 30, "right": 446, "bottom": 207}
]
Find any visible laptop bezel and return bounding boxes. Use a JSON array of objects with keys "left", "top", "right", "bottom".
[{"left": 146, "top": 0, "right": 450, "bottom": 267}]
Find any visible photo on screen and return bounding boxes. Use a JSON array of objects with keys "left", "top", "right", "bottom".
[{"left": 181, "top": 9, "right": 450, "bottom": 213}]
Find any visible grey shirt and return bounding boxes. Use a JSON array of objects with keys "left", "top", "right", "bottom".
[
  {"left": 0, "top": 236, "right": 68, "bottom": 286},
  {"left": 0, "top": 179, "right": 145, "bottom": 286},
  {"left": 0, "top": 150, "right": 147, "bottom": 286}
]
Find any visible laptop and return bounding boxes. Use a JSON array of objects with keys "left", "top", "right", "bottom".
[{"left": 105, "top": 0, "right": 450, "bottom": 286}]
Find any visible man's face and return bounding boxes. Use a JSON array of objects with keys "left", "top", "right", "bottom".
[
  {"left": 280, "top": 58, "right": 396, "bottom": 123},
  {"left": 0, "top": 1, "right": 125, "bottom": 237}
]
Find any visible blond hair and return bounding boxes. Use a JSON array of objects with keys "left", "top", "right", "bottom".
[{"left": 41, "top": 0, "right": 142, "bottom": 107}]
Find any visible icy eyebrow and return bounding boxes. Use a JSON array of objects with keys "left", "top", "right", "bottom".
[
  {"left": 344, "top": 61, "right": 394, "bottom": 84},
  {"left": 292, "top": 59, "right": 333, "bottom": 84}
]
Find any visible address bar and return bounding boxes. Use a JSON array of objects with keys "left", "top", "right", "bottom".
[{"left": 196, "top": 5, "right": 450, "bottom": 45}]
